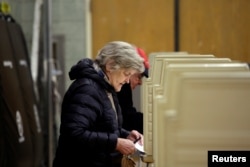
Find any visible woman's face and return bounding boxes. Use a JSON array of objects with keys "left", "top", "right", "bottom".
[{"left": 106, "top": 68, "right": 137, "bottom": 92}]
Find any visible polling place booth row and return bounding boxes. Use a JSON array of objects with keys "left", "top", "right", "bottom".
[
  {"left": 0, "top": 14, "right": 44, "bottom": 167},
  {"left": 141, "top": 52, "right": 250, "bottom": 167}
]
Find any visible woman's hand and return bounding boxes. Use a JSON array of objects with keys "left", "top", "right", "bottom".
[
  {"left": 116, "top": 138, "right": 136, "bottom": 155},
  {"left": 127, "top": 130, "right": 143, "bottom": 145}
]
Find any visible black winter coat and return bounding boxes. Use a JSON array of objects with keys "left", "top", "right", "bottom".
[{"left": 53, "top": 58, "right": 129, "bottom": 167}]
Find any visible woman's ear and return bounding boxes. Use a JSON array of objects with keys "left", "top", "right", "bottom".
[{"left": 105, "top": 59, "right": 114, "bottom": 73}]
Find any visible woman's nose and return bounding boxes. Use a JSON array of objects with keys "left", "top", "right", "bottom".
[{"left": 125, "top": 77, "right": 130, "bottom": 83}]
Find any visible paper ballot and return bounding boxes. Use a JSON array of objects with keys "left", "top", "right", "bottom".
[{"left": 135, "top": 142, "right": 145, "bottom": 153}]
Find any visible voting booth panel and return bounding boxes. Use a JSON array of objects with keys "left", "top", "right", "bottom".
[
  {"left": 148, "top": 53, "right": 215, "bottom": 80},
  {"left": 0, "top": 20, "right": 34, "bottom": 167},
  {"left": 142, "top": 53, "right": 224, "bottom": 121},
  {"left": 155, "top": 63, "right": 250, "bottom": 103},
  {"left": 142, "top": 56, "right": 232, "bottom": 154},
  {"left": 148, "top": 52, "right": 190, "bottom": 71},
  {"left": 7, "top": 21, "right": 44, "bottom": 167},
  {"left": 142, "top": 53, "right": 218, "bottom": 114},
  {"left": 154, "top": 72, "right": 250, "bottom": 167},
  {"left": 148, "top": 52, "right": 214, "bottom": 73},
  {"left": 142, "top": 53, "right": 217, "bottom": 125},
  {"left": 150, "top": 57, "right": 231, "bottom": 91},
  {"left": 150, "top": 62, "right": 249, "bottom": 159}
]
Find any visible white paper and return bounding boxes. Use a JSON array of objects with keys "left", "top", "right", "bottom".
[{"left": 135, "top": 142, "right": 145, "bottom": 153}]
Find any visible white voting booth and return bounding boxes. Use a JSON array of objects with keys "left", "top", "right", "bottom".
[
  {"left": 140, "top": 53, "right": 250, "bottom": 167},
  {"left": 142, "top": 53, "right": 232, "bottom": 154}
]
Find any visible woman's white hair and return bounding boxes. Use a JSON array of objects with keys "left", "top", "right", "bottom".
[{"left": 95, "top": 41, "right": 145, "bottom": 73}]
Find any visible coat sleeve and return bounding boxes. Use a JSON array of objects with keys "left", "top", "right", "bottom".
[{"left": 119, "top": 128, "right": 130, "bottom": 138}]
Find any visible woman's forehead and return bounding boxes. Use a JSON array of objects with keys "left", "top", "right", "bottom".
[{"left": 123, "top": 68, "right": 138, "bottom": 74}]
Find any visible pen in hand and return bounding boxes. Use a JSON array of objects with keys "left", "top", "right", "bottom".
[{"left": 134, "top": 136, "right": 141, "bottom": 144}]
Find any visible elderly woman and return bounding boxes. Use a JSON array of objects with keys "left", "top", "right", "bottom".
[{"left": 53, "top": 41, "right": 144, "bottom": 167}]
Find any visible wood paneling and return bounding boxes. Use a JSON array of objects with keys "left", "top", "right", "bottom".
[
  {"left": 91, "top": 0, "right": 174, "bottom": 58},
  {"left": 179, "top": 0, "right": 250, "bottom": 62},
  {"left": 91, "top": 0, "right": 250, "bottom": 62}
]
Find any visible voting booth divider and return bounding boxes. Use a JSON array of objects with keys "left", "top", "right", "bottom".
[
  {"left": 142, "top": 53, "right": 231, "bottom": 154},
  {"left": 0, "top": 16, "right": 43, "bottom": 167},
  {"left": 141, "top": 52, "right": 250, "bottom": 167}
]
